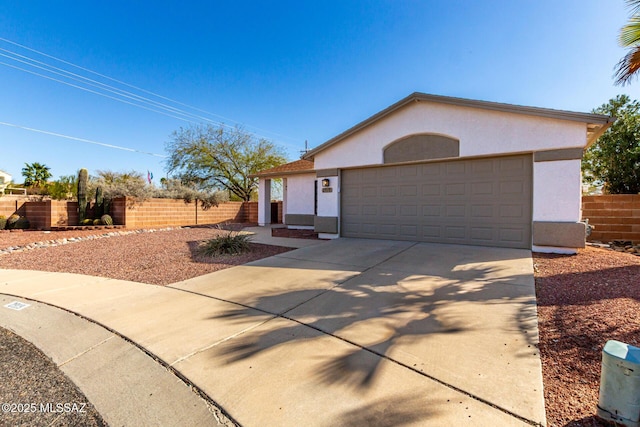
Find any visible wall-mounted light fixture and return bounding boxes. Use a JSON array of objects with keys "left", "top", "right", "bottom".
[{"left": 321, "top": 178, "right": 330, "bottom": 187}]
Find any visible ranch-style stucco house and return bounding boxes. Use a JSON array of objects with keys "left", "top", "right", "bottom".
[{"left": 252, "top": 93, "right": 613, "bottom": 252}]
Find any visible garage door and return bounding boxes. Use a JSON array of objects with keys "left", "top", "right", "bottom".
[{"left": 341, "top": 154, "right": 532, "bottom": 248}]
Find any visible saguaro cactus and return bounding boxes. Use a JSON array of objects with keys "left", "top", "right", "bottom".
[
  {"left": 77, "top": 168, "right": 88, "bottom": 224},
  {"left": 95, "top": 186, "right": 104, "bottom": 217}
]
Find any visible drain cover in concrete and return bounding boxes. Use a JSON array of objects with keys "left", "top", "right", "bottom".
[{"left": 4, "top": 301, "right": 30, "bottom": 311}]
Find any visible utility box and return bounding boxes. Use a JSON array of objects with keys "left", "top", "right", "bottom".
[{"left": 597, "top": 340, "right": 640, "bottom": 426}]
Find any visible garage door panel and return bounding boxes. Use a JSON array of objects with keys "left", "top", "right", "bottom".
[
  {"left": 422, "top": 184, "right": 441, "bottom": 196},
  {"left": 500, "top": 228, "right": 526, "bottom": 243},
  {"left": 380, "top": 205, "right": 397, "bottom": 216},
  {"left": 400, "top": 166, "right": 419, "bottom": 177},
  {"left": 400, "top": 205, "right": 418, "bottom": 216},
  {"left": 361, "top": 186, "right": 376, "bottom": 198},
  {"left": 422, "top": 205, "right": 441, "bottom": 217},
  {"left": 362, "top": 205, "right": 377, "bottom": 216},
  {"left": 472, "top": 159, "right": 495, "bottom": 174},
  {"left": 471, "top": 205, "right": 494, "bottom": 218},
  {"left": 445, "top": 162, "right": 466, "bottom": 175},
  {"left": 500, "top": 156, "right": 528, "bottom": 172},
  {"left": 470, "top": 227, "right": 494, "bottom": 241},
  {"left": 341, "top": 155, "right": 532, "bottom": 248},
  {"left": 445, "top": 183, "right": 466, "bottom": 195},
  {"left": 400, "top": 225, "right": 418, "bottom": 237},
  {"left": 500, "top": 181, "right": 525, "bottom": 195},
  {"left": 445, "top": 226, "right": 466, "bottom": 239},
  {"left": 445, "top": 205, "right": 466, "bottom": 217},
  {"left": 400, "top": 185, "right": 418, "bottom": 196},
  {"left": 471, "top": 181, "right": 495, "bottom": 195},
  {"left": 422, "top": 225, "right": 442, "bottom": 238},
  {"left": 500, "top": 204, "right": 525, "bottom": 218}
]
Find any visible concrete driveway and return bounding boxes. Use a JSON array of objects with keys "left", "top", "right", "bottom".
[{"left": 0, "top": 238, "right": 545, "bottom": 426}]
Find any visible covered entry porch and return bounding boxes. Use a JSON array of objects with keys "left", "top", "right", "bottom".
[{"left": 251, "top": 159, "right": 317, "bottom": 228}]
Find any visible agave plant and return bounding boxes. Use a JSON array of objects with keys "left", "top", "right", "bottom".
[{"left": 199, "top": 232, "right": 252, "bottom": 256}]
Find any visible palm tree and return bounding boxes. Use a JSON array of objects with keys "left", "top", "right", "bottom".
[
  {"left": 21, "top": 162, "right": 52, "bottom": 188},
  {"left": 615, "top": 0, "right": 640, "bottom": 85}
]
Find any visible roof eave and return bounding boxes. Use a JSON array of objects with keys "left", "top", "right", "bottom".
[
  {"left": 249, "top": 169, "right": 316, "bottom": 179},
  {"left": 585, "top": 118, "right": 616, "bottom": 148}
]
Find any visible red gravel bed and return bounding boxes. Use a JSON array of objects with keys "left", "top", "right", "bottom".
[
  {"left": 0, "top": 227, "right": 292, "bottom": 285},
  {"left": 534, "top": 246, "right": 640, "bottom": 426}
]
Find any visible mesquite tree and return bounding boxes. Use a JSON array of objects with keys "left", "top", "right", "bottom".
[{"left": 165, "top": 125, "right": 287, "bottom": 201}]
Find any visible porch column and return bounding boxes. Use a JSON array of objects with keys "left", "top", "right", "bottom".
[
  {"left": 258, "top": 178, "right": 272, "bottom": 226},
  {"left": 282, "top": 178, "right": 287, "bottom": 225}
]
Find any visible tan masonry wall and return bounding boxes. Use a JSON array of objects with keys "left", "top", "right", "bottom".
[
  {"left": 582, "top": 194, "right": 640, "bottom": 242},
  {"left": 0, "top": 198, "right": 27, "bottom": 218},
  {"left": 1, "top": 197, "right": 270, "bottom": 230},
  {"left": 24, "top": 200, "right": 80, "bottom": 229},
  {"left": 111, "top": 198, "right": 253, "bottom": 228}
]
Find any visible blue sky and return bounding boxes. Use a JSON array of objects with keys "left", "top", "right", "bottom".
[{"left": 0, "top": 1, "right": 637, "bottom": 183}]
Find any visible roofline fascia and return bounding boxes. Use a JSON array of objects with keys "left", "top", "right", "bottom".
[
  {"left": 248, "top": 169, "right": 316, "bottom": 179},
  {"left": 303, "top": 92, "right": 614, "bottom": 159},
  {"left": 585, "top": 119, "right": 615, "bottom": 148}
]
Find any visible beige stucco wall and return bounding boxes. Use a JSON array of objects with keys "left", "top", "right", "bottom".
[
  {"left": 314, "top": 101, "right": 586, "bottom": 170},
  {"left": 283, "top": 174, "right": 316, "bottom": 215},
  {"left": 533, "top": 159, "right": 582, "bottom": 222}
]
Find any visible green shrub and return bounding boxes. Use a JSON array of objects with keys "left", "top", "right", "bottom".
[
  {"left": 0, "top": 215, "right": 5, "bottom": 230},
  {"left": 82, "top": 219, "right": 93, "bottom": 226},
  {"left": 93, "top": 218, "right": 102, "bottom": 225},
  {"left": 101, "top": 214, "right": 113, "bottom": 226},
  {"left": 13, "top": 217, "right": 30, "bottom": 229},
  {"left": 5, "top": 214, "right": 20, "bottom": 229},
  {"left": 5, "top": 215, "right": 30, "bottom": 230},
  {"left": 200, "top": 232, "right": 252, "bottom": 256}
]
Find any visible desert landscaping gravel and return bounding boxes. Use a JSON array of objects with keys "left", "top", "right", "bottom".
[
  {"left": 1, "top": 227, "right": 639, "bottom": 426},
  {"left": 534, "top": 246, "right": 640, "bottom": 426},
  {"left": 0, "top": 226, "right": 292, "bottom": 285},
  {"left": 0, "top": 326, "right": 106, "bottom": 427}
]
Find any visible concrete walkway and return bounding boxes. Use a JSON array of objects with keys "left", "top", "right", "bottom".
[{"left": 0, "top": 236, "right": 546, "bottom": 426}]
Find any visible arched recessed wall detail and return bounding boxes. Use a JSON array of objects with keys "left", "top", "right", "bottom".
[{"left": 383, "top": 134, "right": 460, "bottom": 163}]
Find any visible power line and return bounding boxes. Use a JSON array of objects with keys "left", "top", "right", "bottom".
[
  {"left": 0, "top": 60, "right": 195, "bottom": 123},
  {"left": 0, "top": 48, "right": 207, "bottom": 122},
  {"left": 0, "top": 121, "right": 167, "bottom": 157},
  {"left": 0, "top": 37, "right": 303, "bottom": 145},
  {"left": 0, "top": 47, "right": 238, "bottom": 126}
]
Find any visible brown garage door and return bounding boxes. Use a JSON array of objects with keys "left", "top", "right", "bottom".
[{"left": 340, "top": 154, "right": 532, "bottom": 248}]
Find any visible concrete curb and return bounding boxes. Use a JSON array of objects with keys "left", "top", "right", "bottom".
[{"left": 0, "top": 295, "right": 235, "bottom": 427}]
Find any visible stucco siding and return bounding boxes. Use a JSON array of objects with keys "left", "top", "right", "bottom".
[
  {"left": 314, "top": 101, "right": 587, "bottom": 170},
  {"left": 533, "top": 159, "right": 582, "bottom": 222},
  {"left": 316, "top": 175, "right": 339, "bottom": 218},
  {"left": 284, "top": 174, "right": 316, "bottom": 215}
]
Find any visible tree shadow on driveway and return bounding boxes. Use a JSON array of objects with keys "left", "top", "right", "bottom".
[
  {"left": 189, "top": 241, "right": 543, "bottom": 424},
  {"left": 208, "top": 261, "right": 538, "bottom": 390}
]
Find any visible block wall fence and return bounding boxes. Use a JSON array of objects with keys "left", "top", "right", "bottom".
[
  {"left": 0, "top": 197, "right": 279, "bottom": 230},
  {"left": 582, "top": 195, "right": 640, "bottom": 242}
]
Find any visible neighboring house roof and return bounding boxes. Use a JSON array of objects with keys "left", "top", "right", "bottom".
[
  {"left": 302, "top": 92, "right": 615, "bottom": 160},
  {"left": 250, "top": 159, "right": 315, "bottom": 178}
]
